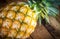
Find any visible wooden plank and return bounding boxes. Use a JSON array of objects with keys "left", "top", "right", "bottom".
[
  {"left": 49, "top": 16, "right": 60, "bottom": 31},
  {"left": 49, "top": 16, "right": 60, "bottom": 39},
  {"left": 27, "top": 24, "right": 53, "bottom": 39}
]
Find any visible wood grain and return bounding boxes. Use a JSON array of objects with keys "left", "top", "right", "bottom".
[{"left": 27, "top": 24, "right": 53, "bottom": 39}]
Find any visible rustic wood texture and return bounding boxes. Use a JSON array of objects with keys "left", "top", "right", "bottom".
[
  {"left": 48, "top": 16, "right": 60, "bottom": 39},
  {"left": 27, "top": 24, "right": 53, "bottom": 39}
]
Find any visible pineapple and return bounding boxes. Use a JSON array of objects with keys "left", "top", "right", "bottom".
[
  {"left": 7, "top": 11, "right": 16, "bottom": 19},
  {"left": 0, "top": 0, "right": 59, "bottom": 39},
  {"left": 2, "top": 19, "right": 12, "bottom": 29},
  {"left": 0, "top": 2, "right": 37, "bottom": 39},
  {"left": 15, "top": 13, "right": 25, "bottom": 22}
]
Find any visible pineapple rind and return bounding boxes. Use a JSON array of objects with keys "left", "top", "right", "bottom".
[
  {"left": 15, "top": 13, "right": 25, "bottom": 22},
  {"left": 2, "top": 18, "right": 12, "bottom": 29},
  {"left": 7, "top": 11, "right": 16, "bottom": 19},
  {"left": 0, "top": 27, "right": 8, "bottom": 36},
  {"left": 11, "top": 20, "right": 21, "bottom": 31},
  {"left": 0, "top": 2, "right": 37, "bottom": 39}
]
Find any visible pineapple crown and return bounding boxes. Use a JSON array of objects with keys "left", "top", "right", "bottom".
[{"left": 26, "top": 0, "right": 59, "bottom": 24}]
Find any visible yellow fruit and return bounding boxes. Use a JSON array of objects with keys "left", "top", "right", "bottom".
[
  {"left": 7, "top": 11, "right": 16, "bottom": 19},
  {"left": 24, "top": 16, "right": 31, "bottom": 25},
  {"left": 23, "top": 33, "right": 30, "bottom": 38},
  {"left": 16, "top": 31, "right": 24, "bottom": 38},
  {"left": 20, "top": 6, "right": 28, "bottom": 14},
  {"left": 0, "top": 19, "right": 2, "bottom": 27},
  {"left": 8, "top": 29, "right": 17, "bottom": 37},
  {"left": 0, "top": 19, "right": 2, "bottom": 24},
  {"left": 0, "top": 2, "right": 37, "bottom": 39},
  {"left": 2, "top": 19, "right": 12, "bottom": 28},
  {"left": 0, "top": 27, "right": 8, "bottom": 36},
  {"left": 10, "top": 6, "right": 20, "bottom": 11},
  {"left": 20, "top": 24, "right": 28, "bottom": 32},
  {"left": 27, "top": 10, "right": 33, "bottom": 17},
  {"left": 26, "top": 26, "right": 35, "bottom": 34},
  {"left": 0, "top": 10, "right": 7, "bottom": 18},
  {"left": 31, "top": 19, "right": 37, "bottom": 27},
  {"left": 11, "top": 20, "right": 21, "bottom": 31},
  {"left": 15, "top": 13, "right": 25, "bottom": 22}
]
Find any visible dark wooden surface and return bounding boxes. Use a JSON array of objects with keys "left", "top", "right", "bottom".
[{"left": 27, "top": 25, "right": 53, "bottom": 39}]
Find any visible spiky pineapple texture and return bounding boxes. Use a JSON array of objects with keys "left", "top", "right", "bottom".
[
  {"left": 0, "top": 2, "right": 37, "bottom": 39},
  {"left": 0, "top": 0, "right": 59, "bottom": 39}
]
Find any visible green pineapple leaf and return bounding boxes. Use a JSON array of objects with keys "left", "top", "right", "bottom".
[{"left": 27, "top": 0, "right": 59, "bottom": 24}]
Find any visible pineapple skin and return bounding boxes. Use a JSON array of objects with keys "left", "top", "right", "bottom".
[{"left": 0, "top": 2, "right": 37, "bottom": 39}]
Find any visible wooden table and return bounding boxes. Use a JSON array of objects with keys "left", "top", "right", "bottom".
[{"left": 27, "top": 24, "right": 53, "bottom": 39}]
